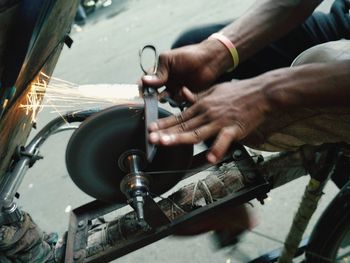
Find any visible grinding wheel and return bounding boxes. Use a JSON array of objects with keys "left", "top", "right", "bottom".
[{"left": 66, "top": 104, "right": 193, "bottom": 203}]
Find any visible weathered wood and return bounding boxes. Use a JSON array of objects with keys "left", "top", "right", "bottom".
[
  {"left": 0, "top": 0, "right": 79, "bottom": 179},
  {"left": 0, "top": 50, "right": 61, "bottom": 179},
  {"left": 0, "top": 3, "right": 19, "bottom": 80}
]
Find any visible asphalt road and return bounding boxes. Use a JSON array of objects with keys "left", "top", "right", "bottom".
[{"left": 17, "top": 0, "right": 339, "bottom": 262}]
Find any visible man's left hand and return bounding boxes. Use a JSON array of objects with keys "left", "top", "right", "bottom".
[{"left": 149, "top": 78, "right": 272, "bottom": 164}]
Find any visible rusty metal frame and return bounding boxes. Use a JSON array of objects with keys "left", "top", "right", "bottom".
[{"left": 64, "top": 145, "right": 271, "bottom": 263}]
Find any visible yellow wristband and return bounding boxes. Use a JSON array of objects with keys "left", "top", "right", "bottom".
[{"left": 209, "top": 32, "right": 239, "bottom": 72}]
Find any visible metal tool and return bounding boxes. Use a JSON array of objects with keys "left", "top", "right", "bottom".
[
  {"left": 139, "top": 45, "right": 159, "bottom": 163},
  {"left": 66, "top": 105, "right": 193, "bottom": 203},
  {"left": 65, "top": 105, "right": 193, "bottom": 227}
]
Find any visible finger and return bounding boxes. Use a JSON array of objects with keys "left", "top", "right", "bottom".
[
  {"left": 153, "top": 123, "right": 219, "bottom": 145},
  {"left": 181, "top": 87, "right": 197, "bottom": 104},
  {"left": 149, "top": 105, "right": 199, "bottom": 131},
  {"left": 142, "top": 75, "right": 164, "bottom": 88},
  {"left": 207, "top": 125, "right": 242, "bottom": 164},
  {"left": 142, "top": 53, "right": 170, "bottom": 88},
  {"left": 160, "top": 114, "right": 207, "bottom": 134},
  {"left": 158, "top": 90, "right": 184, "bottom": 108}
]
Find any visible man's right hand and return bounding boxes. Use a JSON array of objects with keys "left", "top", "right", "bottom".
[{"left": 140, "top": 39, "right": 233, "bottom": 102}]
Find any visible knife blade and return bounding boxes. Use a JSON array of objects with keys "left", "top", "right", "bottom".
[{"left": 143, "top": 86, "right": 158, "bottom": 162}]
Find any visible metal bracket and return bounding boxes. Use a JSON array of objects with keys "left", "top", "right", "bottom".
[
  {"left": 64, "top": 180, "right": 270, "bottom": 263},
  {"left": 231, "top": 144, "right": 270, "bottom": 204},
  {"left": 0, "top": 110, "right": 99, "bottom": 226},
  {"left": 64, "top": 35, "right": 74, "bottom": 48},
  {"left": 65, "top": 201, "right": 126, "bottom": 263},
  {"left": 15, "top": 146, "right": 43, "bottom": 168}
]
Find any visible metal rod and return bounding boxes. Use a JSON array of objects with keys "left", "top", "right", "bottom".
[
  {"left": 277, "top": 177, "right": 329, "bottom": 263},
  {"left": 0, "top": 109, "right": 98, "bottom": 210}
]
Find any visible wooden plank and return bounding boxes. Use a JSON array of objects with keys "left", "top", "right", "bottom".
[{"left": 0, "top": 3, "right": 19, "bottom": 82}]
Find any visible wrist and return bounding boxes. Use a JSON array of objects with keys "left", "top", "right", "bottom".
[
  {"left": 260, "top": 68, "right": 297, "bottom": 112},
  {"left": 209, "top": 33, "right": 239, "bottom": 71},
  {"left": 199, "top": 38, "right": 237, "bottom": 77}
]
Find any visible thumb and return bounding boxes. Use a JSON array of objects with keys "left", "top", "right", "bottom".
[
  {"left": 181, "top": 87, "right": 197, "bottom": 103},
  {"left": 142, "top": 74, "right": 165, "bottom": 88},
  {"left": 142, "top": 54, "right": 170, "bottom": 88}
]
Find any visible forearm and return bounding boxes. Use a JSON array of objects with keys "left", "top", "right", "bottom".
[
  {"left": 263, "top": 60, "right": 350, "bottom": 110},
  {"left": 204, "top": 0, "right": 322, "bottom": 73}
]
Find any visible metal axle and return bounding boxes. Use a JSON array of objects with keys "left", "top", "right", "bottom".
[{"left": 119, "top": 151, "right": 149, "bottom": 222}]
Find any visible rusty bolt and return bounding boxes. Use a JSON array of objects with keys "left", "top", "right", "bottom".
[
  {"left": 74, "top": 253, "right": 81, "bottom": 261},
  {"left": 78, "top": 220, "right": 85, "bottom": 228}
]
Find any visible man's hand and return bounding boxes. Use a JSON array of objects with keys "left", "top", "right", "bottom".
[
  {"left": 140, "top": 40, "right": 233, "bottom": 102},
  {"left": 148, "top": 77, "right": 271, "bottom": 164}
]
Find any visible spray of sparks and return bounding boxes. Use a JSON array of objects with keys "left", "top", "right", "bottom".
[{"left": 19, "top": 72, "right": 140, "bottom": 124}]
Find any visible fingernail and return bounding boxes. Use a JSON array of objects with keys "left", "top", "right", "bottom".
[
  {"left": 148, "top": 122, "right": 158, "bottom": 131},
  {"left": 143, "top": 75, "right": 158, "bottom": 81},
  {"left": 160, "top": 134, "right": 174, "bottom": 144},
  {"left": 207, "top": 153, "right": 217, "bottom": 164},
  {"left": 149, "top": 132, "right": 159, "bottom": 143}
]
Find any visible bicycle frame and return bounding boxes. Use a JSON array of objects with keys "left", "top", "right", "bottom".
[{"left": 0, "top": 109, "right": 99, "bottom": 226}]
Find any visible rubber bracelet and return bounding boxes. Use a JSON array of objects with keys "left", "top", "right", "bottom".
[{"left": 209, "top": 32, "right": 239, "bottom": 72}]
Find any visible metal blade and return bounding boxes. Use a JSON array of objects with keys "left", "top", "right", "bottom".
[
  {"left": 143, "top": 195, "right": 170, "bottom": 228},
  {"left": 143, "top": 87, "right": 158, "bottom": 162}
]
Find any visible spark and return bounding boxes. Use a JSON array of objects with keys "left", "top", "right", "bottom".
[
  {"left": 19, "top": 72, "right": 140, "bottom": 123},
  {"left": 19, "top": 75, "right": 47, "bottom": 123}
]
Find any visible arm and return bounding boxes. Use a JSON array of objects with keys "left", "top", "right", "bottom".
[
  {"left": 213, "top": 0, "right": 323, "bottom": 72},
  {"left": 142, "top": 0, "right": 323, "bottom": 96},
  {"left": 149, "top": 60, "right": 350, "bottom": 163},
  {"left": 265, "top": 59, "right": 350, "bottom": 109}
]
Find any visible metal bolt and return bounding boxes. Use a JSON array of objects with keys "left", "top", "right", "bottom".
[
  {"left": 257, "top": 155, "right": 264, "bottom": 164},
  {"left": 233, "top": 149, "right": 242, "bottom": 159},
  {"left": 78, "top": 220, "right": 85, "bottom": 228},
  {"left": 74, "top": 253, "right": 81, "bottom": 260},
  {"left": 246, "top": 172, "right": 256, "bottom": 181}
]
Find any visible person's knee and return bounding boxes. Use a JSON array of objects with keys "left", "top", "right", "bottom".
[{"left": 291, "top": 40, "right": 350, "bottom": 66}]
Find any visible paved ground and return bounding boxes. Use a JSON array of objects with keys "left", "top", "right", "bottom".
[{"left": 17, "top": 0, "right": 339, "bottom": 262}]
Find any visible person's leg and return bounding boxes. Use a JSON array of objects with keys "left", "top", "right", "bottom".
[{"left": 0, "top": 212, "right": 55, "bottom": 262}]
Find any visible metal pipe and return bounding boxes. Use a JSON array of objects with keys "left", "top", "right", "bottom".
[
  {"left": 0, "top": 109, "right": 98, "bottom": 211},
  {"left": 120, "top": 153, "right": 149, "bottom": 222},
  {"left": 0, "top": 159, "right": 31, "bottom": 208}
]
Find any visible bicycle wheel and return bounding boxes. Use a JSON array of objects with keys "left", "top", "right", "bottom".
[{"left": 306, "top": 180, "right": 350, "bottom": 262}]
